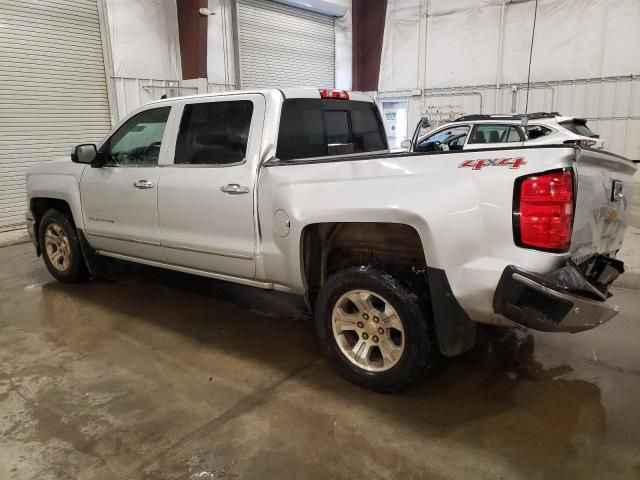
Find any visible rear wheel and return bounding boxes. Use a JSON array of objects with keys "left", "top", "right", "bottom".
[
  {"left": 315, "top": 265, "right": 436, "bottom": 393},
  {"left": 38, "top": 209, "right": 88, "bottom": 283}
]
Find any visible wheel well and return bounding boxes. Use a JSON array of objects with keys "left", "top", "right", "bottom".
[
  {"left": 301, "top": 222, "right": 427, "bottom": 306},
  {"left": 31, "top": 198, "right": 76, "bottom": 244}
]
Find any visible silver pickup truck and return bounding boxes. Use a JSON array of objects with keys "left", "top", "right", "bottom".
[{"left": 25, "top": 88, "right": 636, "bottom": 392}]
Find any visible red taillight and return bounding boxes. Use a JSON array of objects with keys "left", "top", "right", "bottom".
[
  {"left": 515, "top": 169, "right": 574, "bottom": 252},
  {"left": 319, "top": 88, "right": 349, "bottom": 100},
  {"left": 563, "top": 139, "right": 596, "bottom": 147}
]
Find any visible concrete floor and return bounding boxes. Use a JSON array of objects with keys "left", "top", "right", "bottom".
[{"left": 1, "top": 242, "right": 640, "bottom": 480}]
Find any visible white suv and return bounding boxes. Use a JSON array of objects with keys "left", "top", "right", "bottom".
[{"left": 405, "top": 113, "right": 604, "bottom": 153}]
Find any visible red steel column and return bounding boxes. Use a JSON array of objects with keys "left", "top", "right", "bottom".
[
  {"left": 176, "top": 0, "right": 208, "bottom": 79},
  {"left": 352, "top": 0, "right": 388, "bottom": 91}
]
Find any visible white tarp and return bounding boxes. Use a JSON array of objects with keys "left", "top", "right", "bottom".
[
  {"left": 380, "top": 0, "right": 640, "bottom": 91},
  {"left": 379, "top": 0, "right": 422, "bottom": 92},
  {"left": 335, "top": 5, "right": 352, "bottom": 89},
  {"left": 207, "top": 0, "right": 237, "bottom": 89},
  {"left": 106, "top": 0, "right": 182, "bottom": 80}
]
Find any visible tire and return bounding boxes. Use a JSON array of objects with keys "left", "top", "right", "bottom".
[
  {"left": 38, "top": 209, "right": 89, "bottom": 283},
  {"left": 314, "top": 265, "right": 436, "bottom": 393}
]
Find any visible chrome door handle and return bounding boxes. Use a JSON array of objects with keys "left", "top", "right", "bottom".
[
  {"left": 133, "top": 180, "right": 154, "bottom": 189},
  {"left": 220, "top": 183, "right": 250, "bottom": 195}
]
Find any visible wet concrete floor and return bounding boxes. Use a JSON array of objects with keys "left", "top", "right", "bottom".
[{"left": 1, "top": 241, "right": 640, "bottom": 479}]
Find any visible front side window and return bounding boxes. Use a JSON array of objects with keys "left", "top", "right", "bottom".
[
  {"left": 415, "top": 125, "right": 470, "bottom": 152},
  {"left": 469, "top": 124, "right": 522, "bottom": 144},
  {"left": 276, "top": 99, "right": 388, "bottom": 161},
  {"left": 106, "top": 107, "right": 171, "bottom": 166},
  {"left": 175, "top": 100, "right": 254, "bottom": 165}
]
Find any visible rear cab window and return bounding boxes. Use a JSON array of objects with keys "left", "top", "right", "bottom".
[{"left": 276, "top": 99, "right": 388, "bottom": 160}]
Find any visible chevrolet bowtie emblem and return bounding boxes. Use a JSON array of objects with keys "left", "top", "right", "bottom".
[{"left": 606, "top": 209, "right": 618, "bottom": 224}]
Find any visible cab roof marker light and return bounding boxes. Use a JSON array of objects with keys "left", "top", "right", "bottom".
[{"left": 319, "top": 88, "right": 349, "bottom": 100}]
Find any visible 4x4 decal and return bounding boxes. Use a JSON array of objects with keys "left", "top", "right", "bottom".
[{"left": 459, "top": 157, "right": 526, "bottom": 170}]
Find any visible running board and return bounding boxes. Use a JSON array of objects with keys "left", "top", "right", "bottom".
[{"left": 95, "top": 250, "right": 286, "bottom": 291}]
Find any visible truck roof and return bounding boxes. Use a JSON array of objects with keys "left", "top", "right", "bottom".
[{"left": 146, "top": 87, "right": 375, "bottom": 106}]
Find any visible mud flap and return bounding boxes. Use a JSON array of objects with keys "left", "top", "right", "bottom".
[
  {"left": 426, "top": 267, "right": 477, "bottom": 357},
  {"left": 77, "top": 229, "right": 108, "bottom": 278}
]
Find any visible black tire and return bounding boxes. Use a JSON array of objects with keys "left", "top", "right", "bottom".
[
  {"left": 314, "top": 265, "right": 436, "bottom": 393},
  {"left": 38, "top": 209, "right": 89, "bottom": 283}
]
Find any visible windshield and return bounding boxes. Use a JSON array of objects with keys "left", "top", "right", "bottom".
[{"left": 559, "top": 119, "right": 596, "bottom": 137}]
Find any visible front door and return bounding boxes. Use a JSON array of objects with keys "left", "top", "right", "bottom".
[
  {"left": 158, "top": 94, "right": 264, "bottom": 278},
  {"left": 80, "top": 106, "right": 173, "bottom": 261}
]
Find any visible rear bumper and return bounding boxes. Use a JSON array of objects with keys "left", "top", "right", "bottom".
[{"left": 493, "top": 262, "right": 621, "bottom": 333}]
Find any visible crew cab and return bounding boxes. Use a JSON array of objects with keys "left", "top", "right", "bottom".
[
  {"left": 406, "top": 113, "right": 605, "bottom": 153},
  {"left": 25, "top": 88, "right": 636, "bottom": 392}
]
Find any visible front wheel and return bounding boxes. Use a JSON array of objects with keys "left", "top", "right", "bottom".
[
  {"left": 314, "top": 265, "right": 436, "bottom": 393},
  {"left": 38, "top": 209, "right": 88, "bottom": 283}
]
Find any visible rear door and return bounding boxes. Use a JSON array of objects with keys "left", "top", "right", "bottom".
[
  {"left": 465, "top": 123, "right": 524, "bottom": 150},
  {"left": 157, "top": 94, "right": 265, "bottom": 279}
]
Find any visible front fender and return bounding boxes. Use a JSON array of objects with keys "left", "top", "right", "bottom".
[{"left": 27, "top": 162, "right": 86, "bottom": 230}]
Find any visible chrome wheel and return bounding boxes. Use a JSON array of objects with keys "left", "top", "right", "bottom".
[
  {"left": 332, "top": 290, "right": 405, "bottom": 372},
  {"left": 44, "top": 223, "right": 71, "bottom": 272}
]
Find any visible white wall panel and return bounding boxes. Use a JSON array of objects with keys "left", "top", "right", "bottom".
[
  {"left": 207, "top": 0, "right": 237, "bottom": 92},
  {"left": 379, "top": 0, "right": 640, "bottom": 160},
  {"left": 335, "top": 4, "right": 352, "bottom": 90},
  {"left": 111, "top": 77, "right": 199, "bottom": 120},
  {"left": 379, "top": 0, "right": 422, "bottom": 92},
  {"left": 381, "top": 0, "right": 640, "bottom": 91}
]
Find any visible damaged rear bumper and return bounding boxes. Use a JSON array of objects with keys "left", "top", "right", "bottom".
[{"left": 493, "top": 259, "right": 623, "bottom": 333}]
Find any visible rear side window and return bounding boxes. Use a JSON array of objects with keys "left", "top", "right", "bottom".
[
  {"left": 469, "top": 124, "right": 522, "bottom": 144},
  {"left": 276, "top": 99, "right": 388, "bottom": 160},
  {"left": 175, "top": 100, "right": 253, "bottom": 165},
  {"left": 559, "top": 119, "right": 596, "bottom": 137},
  {"left": 526, "top": 125, "right": 553, "bottom": 140}
]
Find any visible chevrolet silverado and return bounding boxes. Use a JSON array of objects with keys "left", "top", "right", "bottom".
[{"left": 25, "top": 88, "right": 636, "bottom": 392}]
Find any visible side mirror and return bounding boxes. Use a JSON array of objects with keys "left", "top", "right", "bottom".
[
  {"left": 419, "top": 116, "right": 430, "bottom": 128},
  {"left": 71, "top": 144, "right": 98, "bottom": 164},
  {"left": 400, "top": 139, "right": 412, "bottom": 150}
]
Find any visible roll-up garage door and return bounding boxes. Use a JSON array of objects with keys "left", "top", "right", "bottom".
[
  {"left": 0, "top": 0, "right": 112, "bottom": 230},
  {"left": 237, "top": 0, "right": 335, "bottom": 89}
]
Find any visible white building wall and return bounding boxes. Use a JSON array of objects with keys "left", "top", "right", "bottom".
[{"left": 378, "top": 0, "right": 640, "bottom": 160}]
